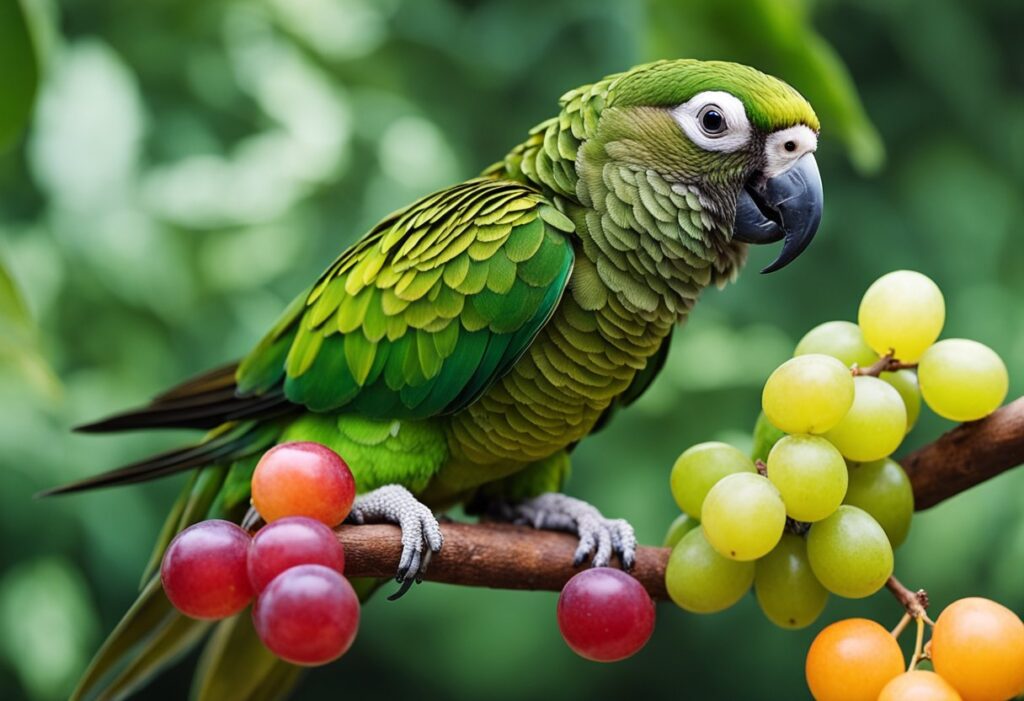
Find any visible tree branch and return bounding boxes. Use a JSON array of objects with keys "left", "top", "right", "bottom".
[{"left": 337, "top": 397, "right": 1024, "bottom": 600}]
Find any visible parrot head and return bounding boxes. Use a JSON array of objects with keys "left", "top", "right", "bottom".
[{"left": 581, "top": 59, "right": 823, "bottom": 273}]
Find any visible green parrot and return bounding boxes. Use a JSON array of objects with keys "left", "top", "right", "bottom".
[{"left": 53, "top": 59, "right": 822, "bottom": 700}]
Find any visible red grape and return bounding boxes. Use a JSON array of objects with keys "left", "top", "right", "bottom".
[
  {"left": 248, "top": 516, "right": 346, "bottom": 593},
  {"left": 161, "top": 519, "right": 253, "bottom": 620},
  {"left": 251, "top": 442, "right": 356, "bottom": 526},
  {"left": 557, "top": 567, "right": 655, "bottom": 662},
  {"left": 252, "top": 564, "right": 360, "bottom": 666}
]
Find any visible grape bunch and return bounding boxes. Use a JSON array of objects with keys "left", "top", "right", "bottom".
[
  {"left": 161, "top": 441, "right": 361, "bottom": 666},
  {"left": 806, "top": 598, "right": 1024, "bottom": 701},
  {"left": 663, "top": 271, "right": 1009, "bottom": 628}
]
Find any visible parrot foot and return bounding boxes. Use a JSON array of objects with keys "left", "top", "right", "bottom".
[
  {"left": 506, "top": 492, "right": 637, "bottom": 569},
  {"left": 348, "top": 485, "right": 444, "bottom": 600}
]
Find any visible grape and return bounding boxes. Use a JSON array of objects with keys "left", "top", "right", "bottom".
[
  {"left": 918, "top": 339, "right": 1008, "bottom": 422},
  {"left": 751, "top": 411, "right": 786, "bottom": 464},
  {"left": 843, "top": 458, "right": 914, "bottom": 548},
  {"left": 664, "top": 528, "right": 754, "bottom": 613},
  {"left": 878, "top": 671, "right": 962, "bottom": 701},
  {"left": 805, "top": 618, "right": 904, "bottom": 701},
  {"left": 806, "top": 505, "right": 893, "bottom": 598},
  {"left": 931, "top": 597, "right": 1024, "bottom": 701},
  {"left": 881, "top": 369, "right": 921, "bottom": 433},
  {"left": 663, "top": 513, "right": 699, "bottom": 548},
  {"left": 248, "top": 516, "right": 346, "bottom": 593},
  {"left": 754, "top": 533, "right": 828, "bottom": 629},
  {"left": 556, "top": 568, "right": 655, "bottom": 662},
  {"left": 701, "top": 473, "right": 786, "bottom": 561},
  {"left": 795, "top": 320, "right": 878, "bottom": 368},
  {"left": 251, "top": 442, "right": 356, "bottom": 526},
  {"left": 824, "top": 376, "right": 906, "bottom": 462},
  {"left": 252, "top": 564, "right": 360, "bottom": 666},
  {"left": 161, "top": 520, "right": 253, "bottom": 620},
  {"left": 762, "top": 355, "right": 854, "bottom": 435},
  {"left": 670, "top": 442, "right": 756, "bottom": 518},
  {"left": 766, "top": 435, "right": 847, "bottom": 522},
  {"left": 858, "top": 270, "right": 944, "bottom": 362}
]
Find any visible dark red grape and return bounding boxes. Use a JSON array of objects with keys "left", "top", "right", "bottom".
[
  {"left": 251, "top": 442, "right": 356, "bottom": 526},
  {"left": 557, "top": 567, "right": 655, "bottom": 662},
  {"left": 160, "top": 519, "right": 253, "bottom": 619},
  {"left": 248, "top": 516, "right": 346, "bottom": 593},
  {"left": 252, "top": 564, "right": 360, "bottom": 666}
]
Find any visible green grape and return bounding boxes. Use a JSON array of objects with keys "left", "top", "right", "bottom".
[
  {"left": 670, "top": 442, "right": 756, "bottom": 518},
  {"left": 761, "top": 354, "right": 855, "bottom": 435},
  {"left": 844, "top": 458, "right": 914, "bottom": 548},
  {"left": 751, "top": 411, "right": 786, "bottom": 464},
  {"left": 663, "top": 513, "right": 700, "bottom": 548},
  {"left": 755, "top": 533, "right": 829, "bottom": 629},
  {"left": 806, "top": 505, "right": 893, "bottom": 598},
  {"left": 858, "top": 270, "right": 945, "bottom": 362},
  {"left": 701, "top": 473, "right": 786, "bottom": 561},
  {"left": 824, "top": 376, "right": 906, "bottom": 462},
  {"left": 918, "top": 339, "right": 1009, "bottom": 422},
  {"left": 794, "top": 320, "right": 878, "bottom": 368},
  {"left": 665, "top": 528, "right": 755, "bottom": 613},
  {"left": 881, "top": 369, "right": 921, "bottom": 433},
  {"left": 766, "top": 435, "right": 848, "bottom": 522}
]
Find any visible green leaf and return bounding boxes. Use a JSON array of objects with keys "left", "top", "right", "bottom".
[
  {"left": 0, "top": 0, "right": 41, "bottom": 151},
  {"left": 191, "top": 614, "right": 301, "bottom": 701},
  {"left": 0, "top": 258, "right": 60, "bottom": 398}
]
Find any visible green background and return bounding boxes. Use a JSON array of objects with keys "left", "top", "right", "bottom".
[{"left": 1, "top": 0, "right": 1022, "bottom": 699}]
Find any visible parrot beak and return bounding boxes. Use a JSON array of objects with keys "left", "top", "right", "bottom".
[{"left": 732, "top": 153, "right": 823, "bottom": 273}]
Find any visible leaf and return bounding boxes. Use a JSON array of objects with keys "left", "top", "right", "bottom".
[
  {"left": 0, "top": 258, "right": 60, "bottom": 398},
  {"left": 0, "top": 0, "right": 41, "bottom": 151}
]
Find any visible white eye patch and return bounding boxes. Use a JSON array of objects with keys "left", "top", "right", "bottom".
[
  {"left": 670, "top": 91, "right": 752, "bottom": 153},
  {"left": 764, "top": 125, "right": 818, "bottom": 178}
]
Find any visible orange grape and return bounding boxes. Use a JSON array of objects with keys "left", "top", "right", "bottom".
[
  {"left": 805, "top": 618, "right": 903, "bottom": 701},
  {"left": 878, "top": 671, "right": 962, "bottom": 701}
]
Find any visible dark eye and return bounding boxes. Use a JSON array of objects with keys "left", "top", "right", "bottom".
[{"left": 699, "top": 106, "right": 727, "bottom": 135}]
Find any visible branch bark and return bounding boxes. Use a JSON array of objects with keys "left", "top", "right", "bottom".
[{"left": 338, "top": 397, "right": 1024, "bottom": 600}]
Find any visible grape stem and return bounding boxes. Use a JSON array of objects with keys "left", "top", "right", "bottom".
[
  {"left": 851, "top": 351, "right": 917, "bottom": 377},
  {"left": 885, "top": 575, "right": 931, "bottom": 622}
]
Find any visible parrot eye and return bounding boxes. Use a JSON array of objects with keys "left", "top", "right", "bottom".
[{"left": 699, "top": 106, "right": 727, "bottom": 136}]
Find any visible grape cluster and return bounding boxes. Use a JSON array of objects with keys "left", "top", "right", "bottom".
[
  {"left": 806, "top": 598, "right": 1024, "bottom": 701},
  {"left": 663, "top": 271, "right": 1009, "bottom": 628},
  {"left": 161, "top": 441, "right": 361, "bottom": 666}
]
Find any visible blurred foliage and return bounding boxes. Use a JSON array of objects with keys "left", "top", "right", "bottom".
[{"left": 0, "top": 0, "right": 1023, "bottom": 699}]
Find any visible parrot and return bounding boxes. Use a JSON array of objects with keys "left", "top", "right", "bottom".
[{"left": 52, "top": 58, "right": 823, "bottom": 700}]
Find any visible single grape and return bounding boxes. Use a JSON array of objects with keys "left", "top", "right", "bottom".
[
  {"left": 824, "top": 376, "right": 906, "bottom": 462},
  {"left": 918, "top": 339, "right": 1008, "bottom": 422},
  {"left": 251, "top": 442, "right": 356, "bottom": 526},
  {"left": 663, "top": 513, "right": 699, "bottom": 548},
  {"left": 755, "top": 533, "right": 829, "bottom": 629},
  {"left": 766, "top": 435, "right": 848, "bottom": 522},
  {"left": 248, "top": 516, "right": 346, "bottom": 593},
  {"left": 670, "top": 442, "right": 756, "bottom": 518},
  {"left": 664, "top": 528, "right": 754, "bottom": 613},
  {"left": 843, "top": 458, "right": 914, "bottom": 548},
  {"left": 751, "top": 411, "right": 786, "bottom": 464},
  {"left": 556, "top": 568, "right": 655, "bottom": 662},
  {"left": 252, "top": 564, "right": 360, "bottom": 666},
  {"left": 858, "top": 270, "right": 944, "bottom": 362},
  {"left": 805, "top": 618, "right": 904, "bottom": 701},
  {"left": 701, "top": 473, "right": 786, "bottom": 561},
  {"left": 931, "top": 597, "right": 1024, "bottom": 701},
  {"left": 161, "top": 520, "right": 253, "bottom": 620},
  {"left": 806, "top": 505, "right": 893, "bottom": 598},
  {"left": 881, "top": 369, "right": 921, "bottom": 433},
  {"left": 795, "top": 320, "right": 878, "bottom": 368},
  {"left": 762, "top": 355, "right": 855, "bottom": 435},
  {"left": 878, "top": 671, "right": 962, "bottom": 701}
]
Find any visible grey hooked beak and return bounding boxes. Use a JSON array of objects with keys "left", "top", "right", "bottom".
[{"left": 733, "top": 153, "right": 823, "bottom": 273}]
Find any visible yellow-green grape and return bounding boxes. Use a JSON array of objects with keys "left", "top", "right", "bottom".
[
  {"left": 882, "top": 369, "right": 921, "bottom": 433},
  {"left": 858, "top": 270, "right": 945, "bottom": 362},
  {"left": 701, "top": 473, "right": 786, "bottom": 561},
  {"left": 755, "top": 533, "right": 829, "bottom": 629},
  {"left": 766, "top": 435, "right": 848, "bottom": 522},
  {"left": 844, "top": 458, "right": 914, "bottom": 548},
  {"left": 663, "top": 513, "right": 700, "bottom": 548},
  {"left": 665, "top": 528, "right": 755, "bottom": 613},
  {"left": 806, "top": 505, "right": 893, "bottom": 598},
  {"left": 918, "top": 339, "right": 1009, "bottom": 422},
  {"left": 751, "top": 411, "right": 786, "bottom": 464},
  {"left": 824, "top": 376, "right": 906, "bottom": 462},
  {"left": 795, "top": 320, "right": 878, "bottom": 368},
  {"left": 670, "top": 442, "right": 756, "bottom": 518},
  {"left": 761, "top": 355, "right": 855, "bottom": 435}
]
